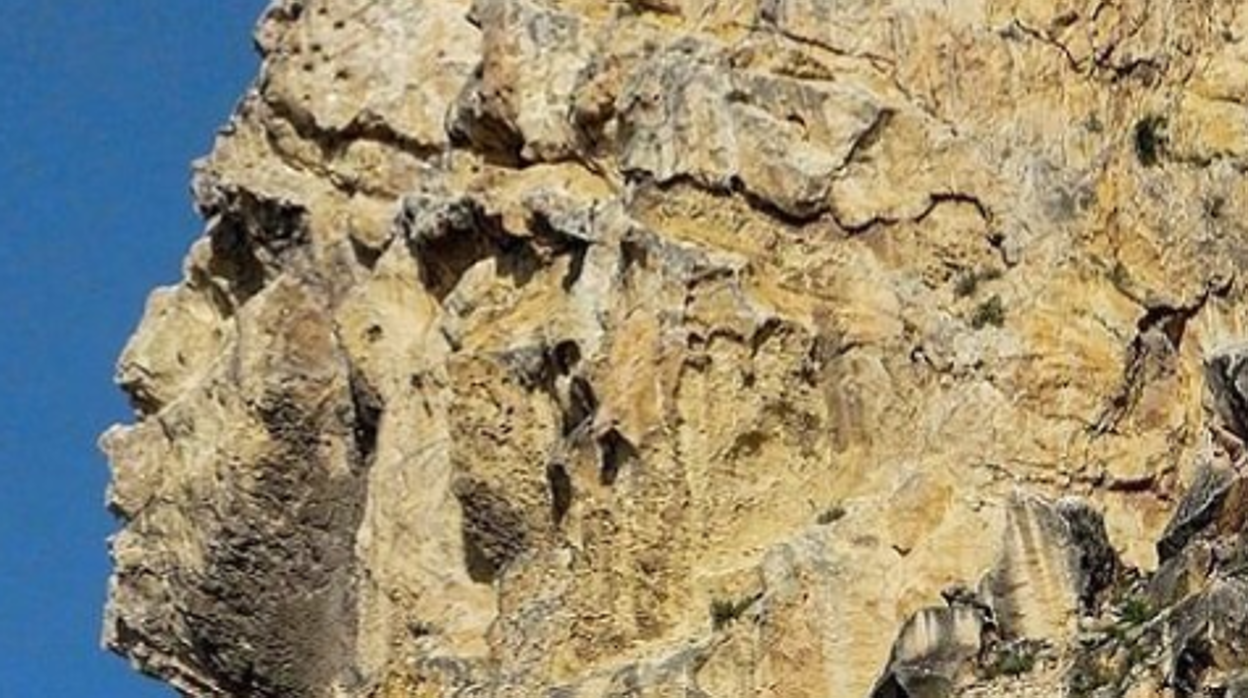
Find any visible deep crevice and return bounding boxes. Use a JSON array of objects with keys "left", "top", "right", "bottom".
[
  {"left": 205, "top": 215, "right": 267, "bottom": 311},
  {"left": 348, "top": 370, "right": 383, "bottom": 469},
  {"left": 563, "top": 376, "right": 598, "bottom": 437},
  {"left": 750, "top": 317, "right": 785, "bottom": 356},
  {"left": 840, "top": 108, "right": 895, "bottom": 169},
  {"left": 546, "top": 463, "right": 573, "bottom": 526},
  {"left": 598, "top": 428, "right": 638, "bottom": 486},
  {"left": 349, "top": 236, "right": 386, "bottom": 271},
  {"left": 1172, "top": 638, "right": 1214, "bottom": 697},
  {"left": 552, "top": 340, "right": 582, "bottom": 375},
  {"left": 619, "top": 235, "right": 650, "bottom": 279},
  {"left": 401, "top": 197, "right": 542, "bottom": 301},
  {"left": 446, "top": 73, "right": 527, "bottom": 168},
  {"left": 527, "top": 206, "right": 593, "bottom": 291},
  {"left": 401, "top": 194, "right": 594, "bottom": 303}
]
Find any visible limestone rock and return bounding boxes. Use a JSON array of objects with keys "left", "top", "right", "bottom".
[
  {"left": 872, "top": 604, "right": 989, "bottom": 698},
  {"left": 983, "top": 495, "right": 1118, "bottom": 641},
  {"left": 103, "top": 0, "right": 1248, "bottom": 696}
]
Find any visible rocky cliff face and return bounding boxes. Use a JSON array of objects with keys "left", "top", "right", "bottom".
[{"left": 102, "top": 1, "right": 1248, "bottom": 696}]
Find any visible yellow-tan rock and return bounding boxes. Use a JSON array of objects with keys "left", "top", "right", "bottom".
[{"left": 102, "top": 0, "right": 1248, "bottom": 696}]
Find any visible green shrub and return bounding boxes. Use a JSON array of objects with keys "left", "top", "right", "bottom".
[
  {"left": 970, "top": 295, "right": 1006, "bottom": 329},
  {"left": 997, "top": 649, "right": 1037, "bottom": 676},
  {"left": 983, "top": 639, "right": 1043, "bottom": 679},
  {"left": 1118, "top": 596, "right": 1155, "bottom": 625},
  {"left": 710, "top": 594, "right": 755, "bottom": 630},
  {"left": 816, "top": 504, "right": 847, "bottom": 525}
]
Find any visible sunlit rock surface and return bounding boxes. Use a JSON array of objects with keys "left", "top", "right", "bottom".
[{"left": 103, "top": 1, "right": 1248, "bottom": 696}]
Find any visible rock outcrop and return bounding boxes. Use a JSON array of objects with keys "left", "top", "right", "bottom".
[{"left": 103, "top": 1, "right": 1248, "bottom": 697}]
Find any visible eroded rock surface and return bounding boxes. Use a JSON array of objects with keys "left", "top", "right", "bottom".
[{"left": 104, "top": 1, "right": 1248, "bottom": 696}]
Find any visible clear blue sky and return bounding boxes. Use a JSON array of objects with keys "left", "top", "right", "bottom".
[{"left": 0, "top": 4, "right": 267, "bottom": 695}]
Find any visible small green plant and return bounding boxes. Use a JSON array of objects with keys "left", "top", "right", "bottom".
[
  {"left": 999, "top": 650, "right": 1036, "bottom": 676},
  {"left": 955, "top": 272, "right": 980, "bottom": 298},
  {"left": 982, "top": 639, "right": 1043, "bottom": 679},
  {"left": 970, "top": 295, "right": 1006, "bottom": 329},
  {"left": 710, "top": 594, "right": 756, "bottom": 630},
  {"left": 816, "top": 504, "right": 847, "bottom": 525},
  {"left": 1118, "top": 596, "right": 1155, "bottom": 625},
  {"left": 1133, "top": 115, "right": 1168, "bottom": 167}
]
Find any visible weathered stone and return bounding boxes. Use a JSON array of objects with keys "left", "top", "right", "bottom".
[
  {"left": 103, "top": 0, "right": 1248, "bottom": 696},
  {"left": 1157, "top": 462, "right": 1235, "bottom": 563},
  {"left": 871, "top": 605, "right": 987, "bottom": 698},
  {"left": 1165, "top": 580, "right": 1248, "bottom": 693},
  {"left": 1205, "top": 343, "right": 1248, "bottom": 444},
  {"left": 450, "top": 0, "right": 593, "bottom": 162},
  {"left": 257, "top": 0, "right": 479, "bottom": 149},
  {"left": 983, "top": 495, "right": 1119, "bottom": 642}
]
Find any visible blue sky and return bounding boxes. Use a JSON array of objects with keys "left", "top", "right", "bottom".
[{"left": 0, "top": 4, "right": 267, "bottom": 695}]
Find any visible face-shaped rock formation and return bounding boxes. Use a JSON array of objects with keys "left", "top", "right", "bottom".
[{"left": 103, "top": 1, "right": 1248, "bottom": 696}]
